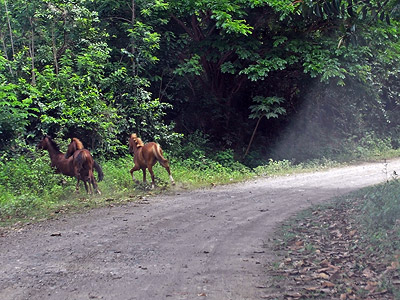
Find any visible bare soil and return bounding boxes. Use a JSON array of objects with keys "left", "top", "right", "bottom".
[{"left": 1, "top": 159, "right": 400, "bottom": 300}]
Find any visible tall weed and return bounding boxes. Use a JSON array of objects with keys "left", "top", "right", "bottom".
[{"left": 360, "top": 181, "right": 400, "bottom": 231}]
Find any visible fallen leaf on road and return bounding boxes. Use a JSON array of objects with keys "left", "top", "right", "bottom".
[
  {"left": 316, "top": 272, "right": 330, "bottom": 280},
  {"left": 321, "top": 281, "right": 335, "bottom": 288},
  {"left": 284, "top": 292, "right": 302, "bottom": 298}
]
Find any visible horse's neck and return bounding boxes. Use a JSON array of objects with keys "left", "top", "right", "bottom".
[
  {"left": 66, "top": 144, "right": 76, "bottom": 158},
  {"left": 133, "top": 146, "right": 142, "bottom": 156},
  {"left": 46, "top": 145, "right": 64, "bottom": 163}
]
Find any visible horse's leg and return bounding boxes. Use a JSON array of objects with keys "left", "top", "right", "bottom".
[
  {"left": 74, "top": 163, "right": 82, "bottom": 193},
  {"left": 142, "top": 168, "right": 147, "bottom": 184},
  {"left": 75, "top": 178, "right": 80, "bottom": 193},
  {"left": 147, "top": 165, "right": 156, "bottom": 189},
  {"left": 88, "top": 179, "right": 94, "bottom": 195},
  {"left": 87, "top": 170, "right": 94, "bottom": 195},
  {"left": 90, "top": 170, "right": 100, "bottom": 195},
  {"left": 83, "top": 179, "right": 90, "bottom": 194},
  {"left": 159, "top": 160, "right": 175, "bottom": 185},
  {"left": 167, "top": 167, "right": 175, "bottom": 185},
  {"left": 130, "top": 165, "right": 141, "bottom": 184},
  {"left": 89, "top": 180, "right": 94, "bottom": 194},
  {"left": 94, "top": 181, "right": 101, "bottom": 195},
  {"left": 91, "top": 176, "right": 100, "bottom": 194}
]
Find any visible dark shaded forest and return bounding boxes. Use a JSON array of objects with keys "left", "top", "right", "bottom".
[{"left": 1, "top": 0, "right": 400, "bottom": 164}]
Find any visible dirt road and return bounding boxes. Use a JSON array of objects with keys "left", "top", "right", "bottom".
[{"left": 1, "top": 159, "right": 400, "bottom": 300}]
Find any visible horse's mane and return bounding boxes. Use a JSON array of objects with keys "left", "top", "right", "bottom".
[
  {"left": 130, "top": 133, "right": 144, "bottom": 147},
  {"left": 72, "top": 138, "right": 84, "bottom": 150},
  {"left": 46, "top": 136, "right": 61, "bottom": 152}
]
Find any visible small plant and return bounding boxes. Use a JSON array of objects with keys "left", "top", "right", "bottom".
[
  {"left": 254, "top": 159, "right": 294, "bottom": 176},
  {"left": 244, "top": 96, "right": 286, "bottom": 158}
]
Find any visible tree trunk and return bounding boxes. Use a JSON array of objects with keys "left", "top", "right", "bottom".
[
  {"left": 244, "top": 116, "right": 263, "bottom": 158},
  {"left": 0, "top": 31, "right": 13, "bottom": 75},
  {"left": 51, "top": 26, "right": 59, "bottom": 74},
  {"left": 4, "top": 0, "right": 15, "bottom": 58},
  {"left": 29, "top": 17, "right": 36, "bottom": 85},
  {"left": 131, "top": 0, "right": 136, "bottom": 75}
]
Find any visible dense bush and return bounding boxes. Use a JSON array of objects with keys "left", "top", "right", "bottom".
[{"left": 0, "top": 152, "right": 74, "bottom": 218}]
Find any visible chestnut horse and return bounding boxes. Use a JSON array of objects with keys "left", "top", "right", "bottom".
[
  {"left": 65, "top": 138, "right": 103, "bottom": 194},
  {"left": 37, "top": 136, "right": 101, "bottom": 194},
  {"left": 128, "top": 133, "right": 174, "bottom": 188}
]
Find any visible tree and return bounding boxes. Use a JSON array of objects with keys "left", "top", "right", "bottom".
[
  {"left": 244, "top": 96, "right": 285, "bottom": 158},
  {"left": 1, "top": 0, "right": 400, "bottom": 160}
]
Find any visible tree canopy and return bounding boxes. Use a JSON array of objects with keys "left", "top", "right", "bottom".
[{"left": 1, "top": 0, "right": 400, "bottom": 161}]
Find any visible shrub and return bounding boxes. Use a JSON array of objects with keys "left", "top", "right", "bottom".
[{"left": 361, "top": 181, "right": 400, "bottom": 230}]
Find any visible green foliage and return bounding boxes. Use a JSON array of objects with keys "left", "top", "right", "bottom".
[
  {"left": 0, "top": 0, "right": 177, "bottom": 156},
  {"left": 0, "top": 0, "right": 400, "bottom": 165},
  {"left": 254, "top": 158, "right": 294, "bottom": 176},
  {"left": 33, "top": 45, "right": 123, "bottom": 154},
  {"left": 172, "top": 130, "right": 211, "bottom": 160},
  {"left": 240, "top": 56, "right": 289, "bottom": 81},
  {"left": 249, "top": 96, "right": 286, "bottom": 120},
  {"left": 0, "top": 150, "right": 74, "bottom": 218},
  {"left": 174, "top": 55, "right": 203, "bottom": 76},
  {"left": 98, "top": 156, "right": 134, "bottom": 195},
  {"left": 344, "top": 133, "right": 396, "bottom": 160},
  {"left": 0, "top": 57, "right": 38, "bottom": 144},
  {"left": 126, "top": 21, "right": 161, "bottom": 72},
  {"left": 361, "top": 181, "right": 400, "bottom": 231}
]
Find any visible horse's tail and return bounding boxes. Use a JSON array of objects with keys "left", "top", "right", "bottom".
[
  {"left": 153, "top": 143, "right": 174, "bottom": 185},
  {"left": 153, "top": 143, "right": 169, "bottom": 164},
  {"left": 75, "top": 150, "right": 92, "bottom": 172},
  {"left": 74, "top": 151, "right": 85, "bottom": 172},
  {"left": 93, "top": 160, "right": 104, "bottom": 182}
]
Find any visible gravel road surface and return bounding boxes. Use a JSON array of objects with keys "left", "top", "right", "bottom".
[{"left": 1, "top": 159, "right": 399, "bottom": 300}]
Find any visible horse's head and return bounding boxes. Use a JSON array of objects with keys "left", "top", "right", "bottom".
[
  {"left": 129, "top": 133, "right": 144, "bottom": 154},
  {"left": 65, "top": 138, "right": 84, "bottom": 159},
  {"left": 37, "top": 135, "right": 62, "bottom": 154},
  {"left": 37, "top": 135, "right": 51, "bottom": 150}
]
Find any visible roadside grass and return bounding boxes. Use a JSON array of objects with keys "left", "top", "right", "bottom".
[
  {"left": 0, "top": 148, "right": 344, "bottom": 227},
  {"left": 0, "top": 151, "right": 255, "bottom": 226},
  {"left": 267, "top": 181, "right": 400, "bottom": 299},
  {"left": 1, "top": 139, "right": 400, "bottom": 228}
]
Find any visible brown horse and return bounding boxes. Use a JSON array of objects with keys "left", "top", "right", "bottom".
[
  {"left": 128, "top": 133, "right": 175, "bottom": 188},
  {"left": 64, "top": 138, "right": 103, "bottom": 194},
  {"left": 65, "top": 138, "right": 104, "bottom": 181},
  {"left": 37, "top": 136, "right": 92, "bottom": 194}
]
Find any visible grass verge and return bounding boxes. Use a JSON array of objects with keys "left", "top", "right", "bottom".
[
  {"left": 0, "top": 153, "right": 309, "bottom": 227},
  {"left": 1, "top": 143, "right": 399, "bottom": 229}
]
